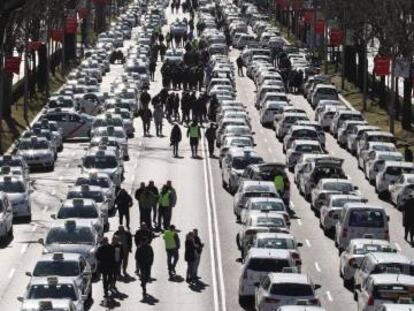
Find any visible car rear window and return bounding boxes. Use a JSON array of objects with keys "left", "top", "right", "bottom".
[
  {"left": 247, "top": 258, "right": 290, "bottom": 272},
  {"left": 348, "top": 210, "right": 385, "bottom": 228},
  {"left": 373, "top": 284, "right": 414, "bottom": 301},
  {"left": 270, "top": 283, "right": 314, "bottom": 296}
]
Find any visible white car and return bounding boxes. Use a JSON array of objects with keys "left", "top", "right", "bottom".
[
  {"left": 357, "top": 142, "right": 397, "bottom": 170},
  {"left": 286, "top": 140, "right": 324, "bottom": 170},
  {"left": 91, "top": 126, "right": 128, "bottom": 159},
  {"left": 0, "top": 175, "right": 31, "bottom": 221},
  {"left": 241, "top": 197, "right": 289, "bottom": 226},
  {"left": 389, "top": 173, "right": 414, "bottom": 206},
  {"left": 255, "top": 272, "right": 320, "bottom": 311},
  {"left": 365, "top": 152, "right": 403, "bottom": 184},
  {"left": 347, "top": 125, "right": 380, "bottom": 154},
  {"left": 15, "top": 137, "right": 56, "bottom": 171},
  {"left": 44, "top": 110, "right": 94, "bottom": 140},
  {"left": 106, "top": 107, "right": 135, "bottom": 137},
  {"left": 260, "top": 101, "right": 290, "bottom": 127},
  {"left": 375, "top": 161, "right": 414, "bottom": 199},
  {"left": 20, "top": 299, "right": 77, "bottom": 311},
  {"left": 283, "top": 126, "right": 320, "bottom": 152},
  {"left": 339, "top": 238, "right": 396, "bottom": 287}
]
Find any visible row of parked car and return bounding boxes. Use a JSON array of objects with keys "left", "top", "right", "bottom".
[
  {"left": 235, "top": 1, "right": 414, "bottom": 310},
  {"left": 0, "top": 1, "right": 164, "bottom": 310},
  {"left": 199, "top": 2, "right": 328, "bottom": 311}
]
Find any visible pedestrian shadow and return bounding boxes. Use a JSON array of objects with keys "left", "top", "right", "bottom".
[
  {"left": 120, "top": 274, "right": 136, "bottom": 283},
  {"left": 168, "top": 274, "right": 184, "bottom": 282},
  {"left": 173, "top": 155, "right": 185, "bottom": 159},
  {"left": 189, "top": 280, "right": 209, "bottom": 292},
  {"left": 111, "top": 290, "right": 128, "bottom": 301},
  {"left": 141, "top": 294, "right": 159, "bottom": 305},
  {"left": 98, "top": 298, "right": 121, "bottom": 309}
]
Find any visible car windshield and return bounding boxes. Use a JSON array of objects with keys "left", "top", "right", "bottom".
[
  {"left": 0, "top": 181, "right": 25, "bottom": 193},
  {"left": 0, "top": 159, "right": 23, "bottom": 167},
  {"left": 33, "top": 261, "right": 80, "bottom": 277},
  {"left": 19, "top": 141, "right": 49, "bottom": 150},
  {"left": 318, "top": 88, "right": 337, "bottom": 96},
  {"left": 251, "top": 201, "right": 285, "bottom": 211},
  {"left": 83, "top": 155, "right": 117, "bottom": 169},
  {"left": 46, "top": 227, "right": 95, "bottom": 244},
  {"left": 58, "top": 206, "right": 99, "bottom": 218},
  {"left": 349, "top": 210, "right": 385, "bottom": 228},
  {"left": 373, "top": 145, "right": 395, "bottom": 152},
  {"left": 67, "top": 191, "right": 104, "bottom": 203},
  {"left": 232, "top": 157, "right": 263, "bottom": 170},
  {"left": 313, "top": 167, "right": 346, "bottom": 180},
  {"left": 256, "top": 237, "right": 295, "bottom": 249},
  {"left": 332, "top": 198, "right": 364, "bottom": 207},
  {"left": 227, "top": 138, "right": 252, "bottom": 147},
  {"left": 76, "top": 177, "right": 110, "bottom": 188},
  {"left": 296, "top": 144, "right": 321, "bottom": 153},
  {"left": 373, "top": 263, "right": 414, "bottom": 276},
  {"left": 49, "top": 100, "right": 73, "bottom": 108},
  {"left": 270, "top": 284, "right": 314, "bottom": 296},
  {"left": 247, "top": 258, "right": 290, "bottom": 272},
  {"left": 255, "top": 217, "right": 284, "bottom": 227},
  {"left": 369, "top": 135, "right": 394, "bottom": 143},
  {"left": 28, "top": 284, "right": 77, "bottom": 301},
  {"left": 323, "top": 182, "right": 353, "bottom": 192},
  {"left": 373, "top": 284, "right": 414, "bottom": 301},
  {"left": 292, "top": 130, "right": 317, "bottom": 138},
  {"left": 225, "top": 127, "right": 250, "bottom": 135}
]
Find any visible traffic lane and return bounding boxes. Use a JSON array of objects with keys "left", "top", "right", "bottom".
[
  {"left": 289, "top": 95, "right": 414, "bottom": 258},
  {"left": 214, "top": 48, "right": 356, "bottom": 310}
]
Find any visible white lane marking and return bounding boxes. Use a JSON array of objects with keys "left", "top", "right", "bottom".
[
  {"left": 20, "top": 244, "right": 28, "bottom": 254},
  {"left": 65, "top": 163, "right": 70, "bottom": 168},
  {"left": 290, "top": 201, "right": 295, "bottom": 208},
  {"left": 305, "top": 239, "right": 311, "bottom": 248},
  {"left": 8, "top": 268, "right": 15, "bottom": 279},
  {"left": 205, "top": 137, "right": 227, "bottom": 311},
  {"left": 43, "top": 205, "right": 49, "bottom": 213},
  {"left": 139, "top": 141, "right": 143, "bottom": 146},
  {"left": 326, "top": 291, "right": 334, "bottom": 302},
  {"left": 134, "top": 162, "right": 138, "bottom": 169},
  {"left": 264, "top": 138, "right": 268, "bottom": 143},
  {"left": 314, "top": 262, "right": 321, "bottom": 272},
  {"left": 267, "top": 147, "right": 272, "bottom": 153},
  {"left": 59, "top": 176, "right": 63, "bottom": 181},
  {"left": 32, "top": 224, "right": 38, "bottom": 232},
  {"left": 201, "top": 137, "right": 220, "bottom": 311},
  {"left": 297, "top": 219, "right": 302, "bottom": 226},
  {"left": 137, "top": 151, "right": 140, "bottom": 157},
  {"left": 52, "top": 189, "right": 56, "bottom": 195},
  {"left": 395, "top": 242, "right": 402, "bottom": 251}
]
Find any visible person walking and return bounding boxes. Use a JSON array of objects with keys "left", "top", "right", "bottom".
[
  {"left": 140, "top": 90, "right": 151, "bottom": 108},
  {"left": 96, "top": 237, "right": 115, "bottom": 301},
  {"left": 405, "top": 145, "right": 413, "bottom": 162},
  {"left": 158, "top": 185, "right": 172, "bottom": 229},
  {"left": 402, "top": 195, "right": 414, "bottom": 242},
  {"left": 181, "top": 92, "right": 191, "bottom": 124},
  {"left": 185, "top": 231, "right": 197, "bottom": 283},
  {"left": 139, "top": 106, "right": 152, "bottom": 136},
  {"left": 236, "top": 55, "right": 244, "bottom": 76},
  {"left": 111, "top": 235, "right": 123, "bottom": 290},
  {"left": 135, "top": 238, "right": 154, "bottom": 300},
  {"left": 115, "top": 187, "right": 133, "bottom": 229},
  {"left": 139, "top": 186, "right": 158, "bottom": 229},
  {"left": 146, "top": 181, "right": 159, "bottom": 227},
  {"left": 149, "top": 59, "right": 156, "bottom": 81},
  {"left": 163, "top": 225, "right": 180, "bottom": 278},
  {"left": 193, "top": 228, "right": 204, "bottom": 279},
  {"left": 114, "top": 225, "right": 132, "bottom": 276},
  {"left": 187, "top": 120, "right": 201, "bottom": 158},
  {"left": 135, "top": 182, "right": 146, "bottom": 217},
  {"left": 170, "top": 123, "right": 182, "bottom": 157},
  {"left": 159, "top": 42, "right": 167, "bottom": 61},
  {"left": 205, "top": 123, "right": 216, "bottom": 157},
  {"left": 153, "top": 105, "right": 164, "bottom": 137}
]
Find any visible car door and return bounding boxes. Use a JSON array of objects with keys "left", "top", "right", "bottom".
[
  {"left": 68, "top": 113, "right": 89, "bottom": 138},
  {"left": 3, "top": 198, "right": 13, "bottom": 231}
]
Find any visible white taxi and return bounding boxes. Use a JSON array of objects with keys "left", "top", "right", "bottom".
[
  {"left": 0, "top": 175, "right": 32, "bottom": 221},
  {"left": 15, "top": 137, "right": 56, "bottom": 171},
  {"left": 389, "top": 173, "right": 414, "bottom": 206},
  {"left": 20, "top": 299, "right": 77, "bottom": 311}
]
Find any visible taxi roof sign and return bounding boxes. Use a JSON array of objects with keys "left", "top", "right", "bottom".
[
  {"left": 39, "top": 301, "right": 54, "bottom": 310},
  {"left": 72, "top": 198, "right": 85, "bottom": 206},
  {"left": 47, "top": 277, "right": 58, "bottom": 286},
  {"left": 81, "top": 184, "right": 90, "bottom": 191},
  {"left": 52, "top": 253, "right": 64, "bottom": 261},
  {"left": 282, "top": 267, "right": 299, "bottom": 273}
]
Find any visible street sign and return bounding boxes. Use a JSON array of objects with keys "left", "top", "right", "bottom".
[{"left": 374, "top": 56, "right": 391, "bottom": 76}]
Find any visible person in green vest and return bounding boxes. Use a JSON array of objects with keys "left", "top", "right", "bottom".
[
  {"left": 163, "top": 225, "right": 180, "bottom": 278},
  {"left": 158, "top": 181, "right": 177, "bottom": 230},
  {"left": 139, "top": 187, "right": 158, "bottom": 230},
  {"left": 187, "top": 120, "right": 201, "bottom": 158},
  {"left": 273, "top": 173, "right": 285, "bottom": 198}
]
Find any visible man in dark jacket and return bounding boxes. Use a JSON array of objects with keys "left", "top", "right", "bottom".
[
  {"left": 236, "top": 56, "right": 244, "bottom": 76},
  {"left": 170, "top": 123, "right": 182, "bottom": 157},
  {"left": 135, "top": 238, "right": 154, "bottom": 299},
  {"left": 140, "top": 90, "right": 151, "bottom": 107},
  {"left": 205, "top": 123, "right": 216, "bottom": 157},
  {"left": 139, "top": 186, "right": 158, "bottom": 228},
  {"left": 96, "top": 237, "right": 115, "bottom": 299},
  {"left": 147, "top": 181, "right": 159, "bottom": 227},
  {"left": 402, "top": 196, "right": 414, "bottom": 242},
  {"left": 140, "top": 106, "right": 152, "bottom": 136},
  {"left": 114, "top": 226, "right": 132, "bottom": 276},
  {"left": 115, "top": 188, "right": 133, "bottom": 229},
  {"left": 405, "top": 145, "right": 413, "bottom": 163}
]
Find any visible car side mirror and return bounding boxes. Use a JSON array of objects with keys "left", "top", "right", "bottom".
[
  {"left": 387, "top": 215, "right": 390, "bottom": 221},
  {"left": 297, "top": 242, "right": 303, "bottom": 247},
  {"left": 38, "top": 238, "right": 44, "bottom": 245},
  {"left": 252, "top": 131, "right": 256, "bottom": 135},
  {"left": 254, "top": 282, "right": 260, "bottom": 288},
  {"left": 354, "top": 186, "right": 359, "bottom": 190},
  {"left": 25, "top": 271, "right": 32, "bottom": 277},
  {"left": 17, "top": 297, "right": 23, "bottom": 302},
  {"left": 50, "top": 214, "right": 56, "bottom": 220},
  {"left": 314, "top": 284, "right": 322, "bottom": 290}
]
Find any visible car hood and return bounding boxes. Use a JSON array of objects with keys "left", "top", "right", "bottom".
[
  {"left": 45, "top": 243, "right": 94, "bottom": 255},
  {"left": 18, "top": 150, "right": 52, "bottom": 157}
]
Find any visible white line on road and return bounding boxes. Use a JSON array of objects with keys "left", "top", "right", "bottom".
[
  {"left": 267, "top": 147, "right": 272, "bottom": 153},
  {"left": 134, "top": 162, "right": 138, "bottom": 169},
  {"left": 201, "top": 137, "right": 220, "bottom": 311},
  {"left": 290, "top": 201, "right": 295, "bottom": 208},
  {"left": 297, "top": 219, "right": 302, "bottom": 226},
  {"left": 305, "top": 239, "right": 311, "bottom": 248},
  {"left": 205, "top": 137, "right": 227, "bottom": 311},
  {"left": 8, "top": 268, "right": 15, "bottom": 279},
  {"left": 65, "top": 163, "right": 70, "bottom": 168},
  {"left": 52, "top": 189, "right": 56, "bottom": 195},
  {"left": 395, "top": 242, "right": 402, "bottom": 251},
  {"left": 20, "top": 244, "right": 28, "bottom": 254},
  {"left": 59, "top": 176, "right": 63, "bottom": 181},
  {"left": 43, "top": 205, "right": 49, "bottom": 213},
  {"left": 326, "top": 291, "right": 334, "bottom": 302},
  {"left": 264, "top": 138, "right": 268, "bottom": 143},
  {"left": 314, "top": 262, "right": 321, "bottom": 272}
]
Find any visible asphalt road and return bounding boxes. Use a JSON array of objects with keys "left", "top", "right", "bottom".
[{"left": 0, "top": 5, "right": 413, "bottom": 311}]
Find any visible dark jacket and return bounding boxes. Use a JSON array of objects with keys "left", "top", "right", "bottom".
[
  {"left": 205, "top": 127, "right": 216, "bottom": 142},
  {"left": 135, "top": 244, "right": 154, "bottom": 267},
  {"left": 140, "top": 108, "right": 152, "bottom": 122},
  {"left": 134, "top": 228, "right": 153, "bottom": 246},
  {"left": 194, "top": 235, "right": 203, "bottom": 255},
  {"left": 114, "top": 230, "right": 133, "bottom": 252},
  {"left": 185, "top": 239, "right": 196, "bottom": 262},
  {"left": 135, "top": 186, "right": 146, "bottom": 201},
  {"left": 113, "top": 243, "right": 124, "bottom": 263},
  {"left": 140, "top": 91, "right": 151, "bottom": 106},
  {"left": 96, "top": 244, "right": 115, "bottom": 271},
  {"left": 405, "top": 148, "right": 413, "bottom": 162},
  {"left": 402, "top": 198, "right": 414, "bottom": 229},
  {"left": 170, "top": 124, "right": 182, "bottom": 143},
  {"left": 115, "top": 189, "right": 133, "bottom": 212}
]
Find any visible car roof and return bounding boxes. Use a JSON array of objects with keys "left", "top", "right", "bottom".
[
  {"left": 69, "top": 185, "right": 103, "bottom": 192},
  {"left": 292, "top": 140, "right": 321, "bottom": 146},
  {"left": 289, "top": 125, "right": 317, "bottom": 132},
  {"left": 37, "top": 252, "right": 82, "bottom": 262},
  {"left": 242, "top": 180, "right": 276, "bottom": 189},
  {"left": 365, "top": 131, "right": 394, "bottom": 137},
  {"left": 247, "top": 248, "right": 292, "bottom": 259},
  {"left": 28, "top": 276, "right": 77, "bottom": 286},
  {"left": 228, "top": 148, "right": 260, "bottom": 158},
  {"left": 369, "top": 273, "right": 414, "bottom": 285},
  {"left": 343, "top": 203, "right": 385, "bottom": 210},
  {"left": 320, "top": 178, "right": 353, "bottom": 184},
  {"left": 248, "top": 197, "right": 284, "bottom": 204},
  {"left": 267, "top": 273, "right": 310, "bottom": 284},
  {"left": 51, "top": 219, "right": 96, "bottom": 229},
  {"left": 21, "top": 299, "right": 74, "bottom": 309},
  {"left": 255, "top": 232, "right": 295, "bottom": 239},
  {"left": 61, "top": 198, "right": 97, "bottom": 207},
  {"left": 383, "top": 161, "right": 413, "bottom": 168},
  {"left": 367, "top": 252, "right": 412, "bottom": 264},
  {"left": 349, "top": 238, "right": 392, "bottom": 247}
]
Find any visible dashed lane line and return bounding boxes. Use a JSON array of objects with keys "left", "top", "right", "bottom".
[
  {"left": 305, "top": 239, "right": 311, "bottom": 248},
  {"left": 314, "top": 262, "right": 321, "bottom": 272},
  {"left": 326, "top": 291, "right": 334, "bottom": 302}
]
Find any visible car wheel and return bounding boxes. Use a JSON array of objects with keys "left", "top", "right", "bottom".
[
  {"left": 378, "top": 191, "right": 389, "bottom": 200},
  {"left": 344, "top": 277, "right": 354, "bottom": 289}
]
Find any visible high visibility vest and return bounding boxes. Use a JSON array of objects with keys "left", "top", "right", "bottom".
[
  {"left": 159, "top": 191, "right": 171, "bottom": 207},
  {"left": 189, "top": 125, "right": 200, "bottom": 138},
  {"left": 274, "top": 175, "right": 285, "bottom": 192},
  {"left": 164, "top": 230, "right": 176, "bottom": 249}
]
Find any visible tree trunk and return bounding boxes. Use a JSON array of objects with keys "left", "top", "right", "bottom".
[
  {"left": 356, "top": 44, "right": 365, "bottom": 89},
  {"left": 37, "top": 44, "right": 47, "bottom": 92},
  {"left": 402, "top": 76, "right": 413, "bottom": 130},
  {"left": 95, "top": 4, "right": 107, "bottom": 33}
]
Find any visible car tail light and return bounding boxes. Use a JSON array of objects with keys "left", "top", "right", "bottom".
[
  {"left": 342, "top": 228, "right": 348, "bottom": 238},
  {"left": 367, "top": 296, "right": 374, "bottom": 305},
  {"left": 309, "top": 298, "right": 320, "bottom": 305},
  {"left": 265, "top": 297, "right": 280, "bottom": 304}
]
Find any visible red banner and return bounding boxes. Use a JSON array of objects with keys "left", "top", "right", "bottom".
[
  {"left": 292, "top": 0, "right": 302, "bottom": 11},
  {"left": 27, "top": 41, "right": 42, "bottom": 51},
  {"left": 4, "top": 57, "right": 21, "bottom": 75},
  {"left": 78, "top": 7, "right": 88, "bottom": 19},
  {"left": 314, "top": 20, "right": 325, "bottom": 34},
  {"left": 51, "top": 30, "right": 64, "bottom": 42},
  {"left": 330, "top": 28, "right": 344, "bottom": 46},
  {"left": 374, "top": 56, "right": 391, "bottom": 76},
  {"left": 65, "top": 17, "right": 78, "bottom": 34},
  {"left": 303, "top": 10, "right": 314, "bottom": 24}
]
